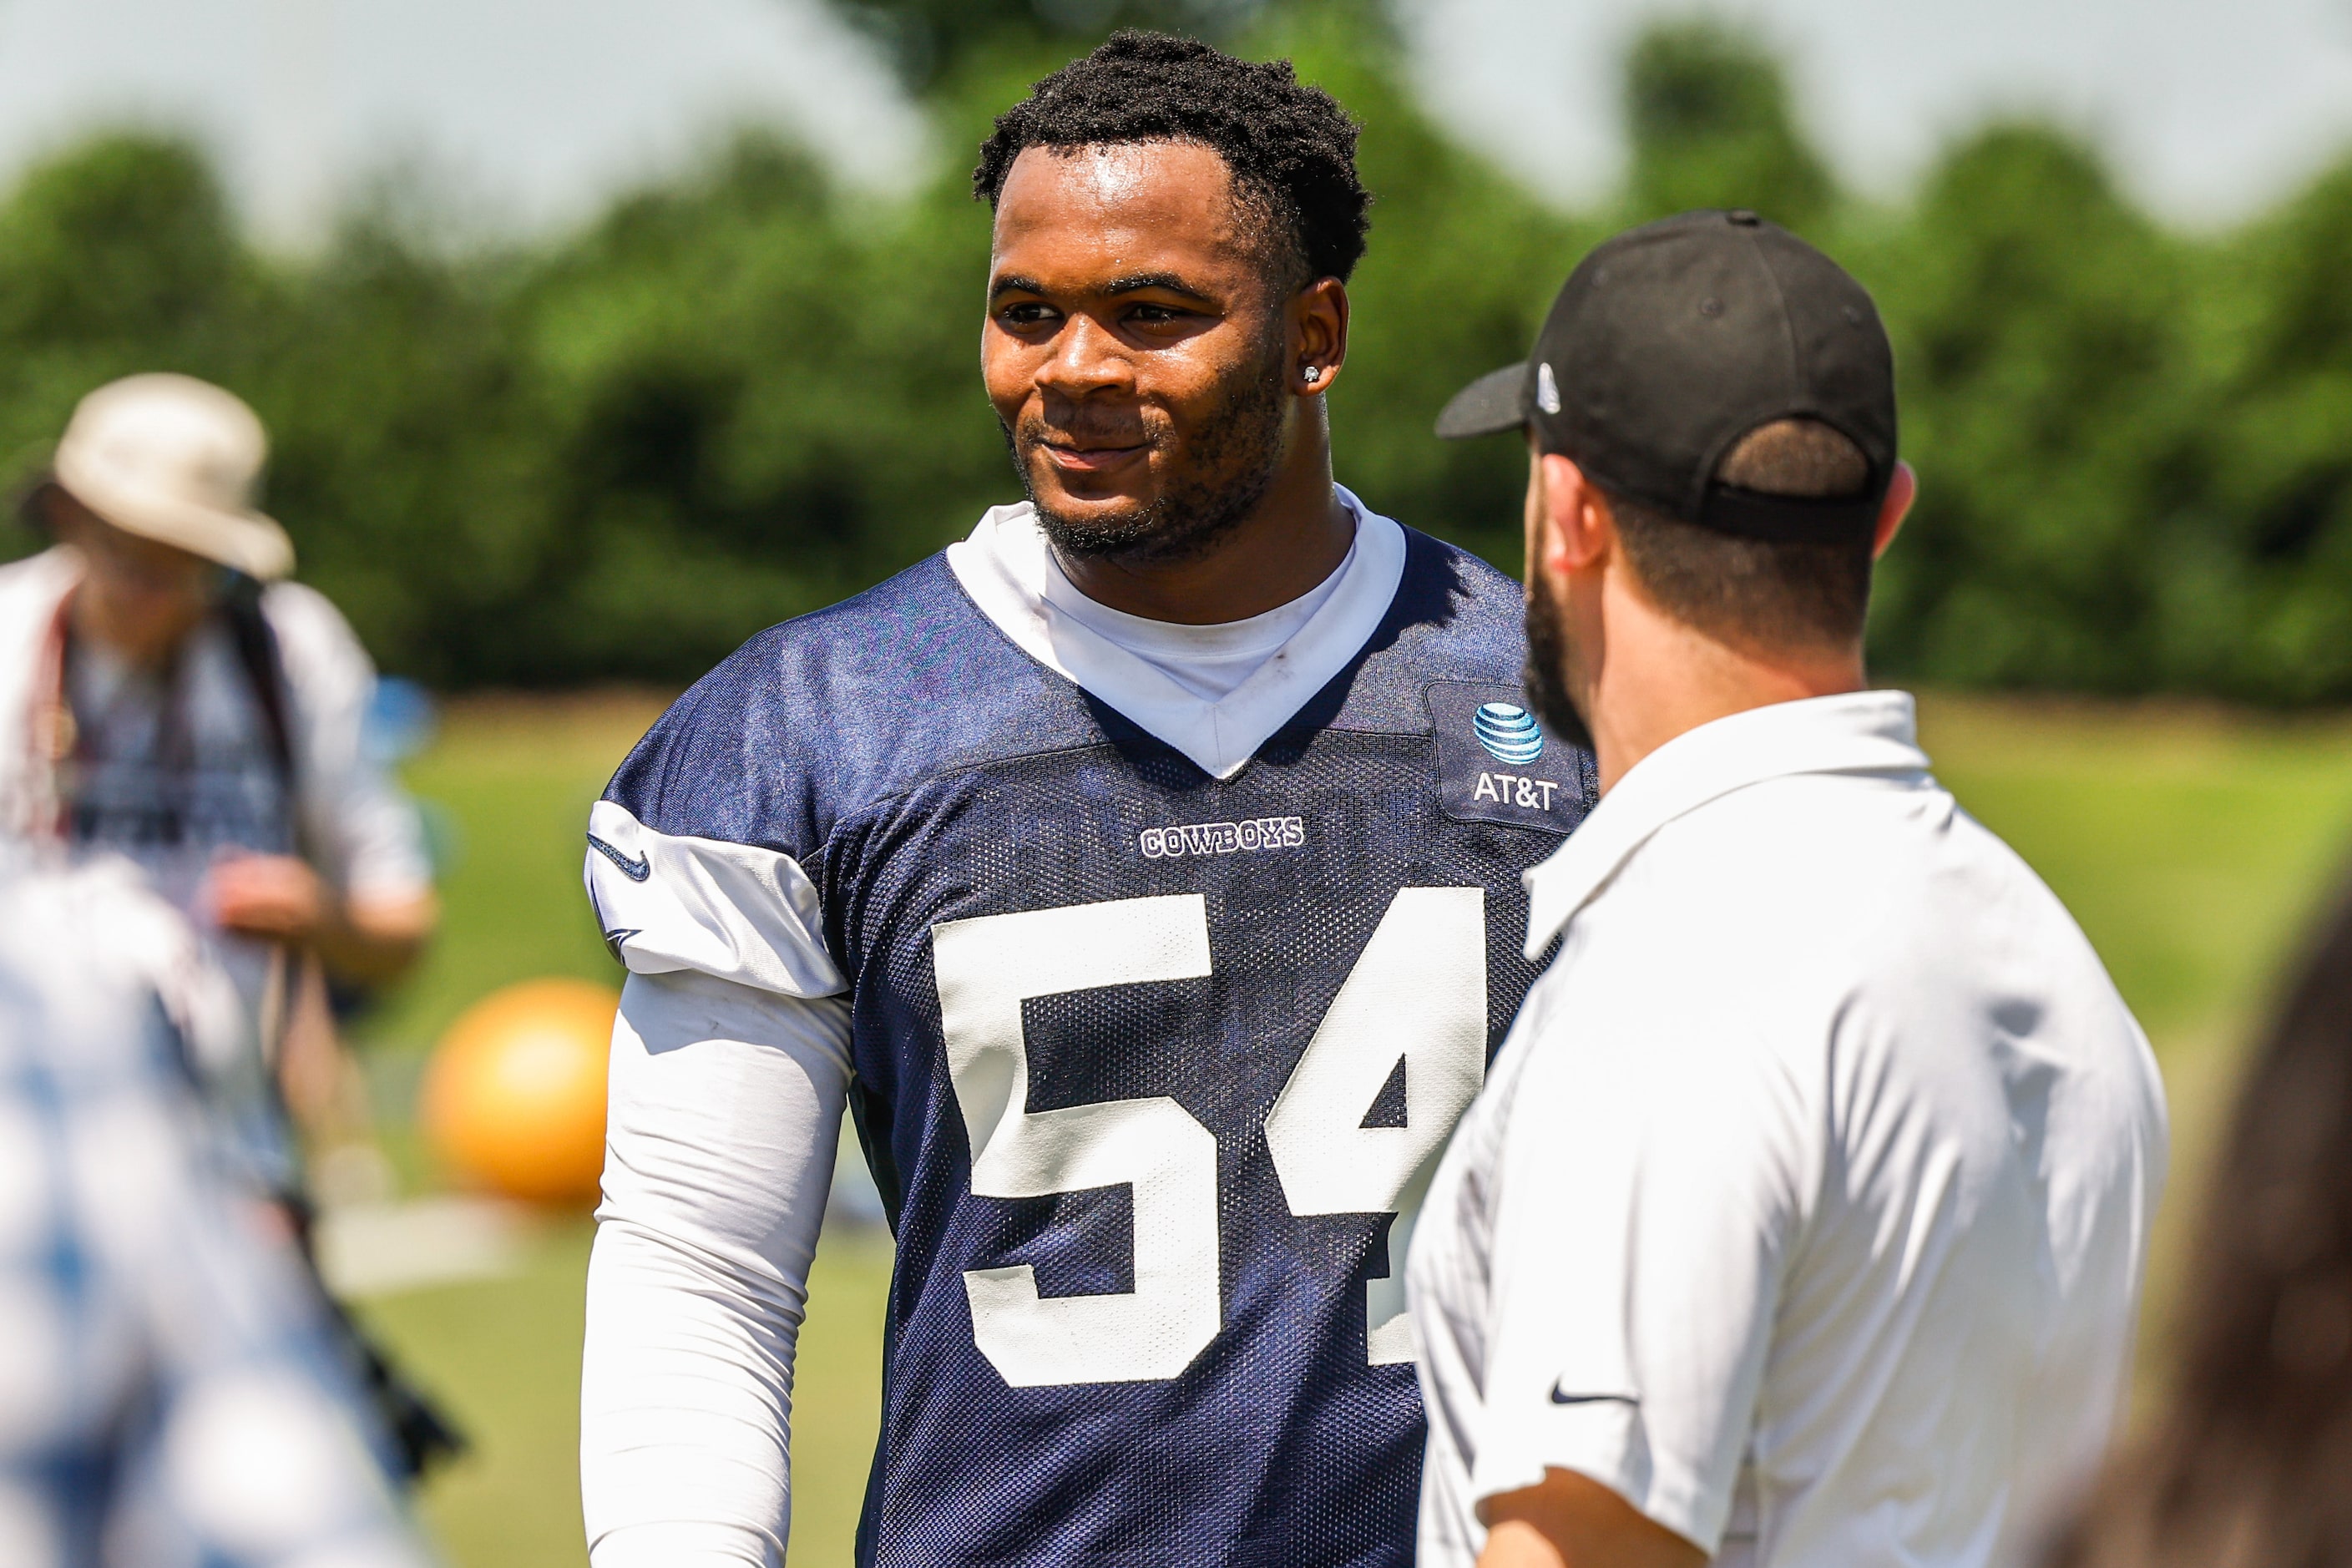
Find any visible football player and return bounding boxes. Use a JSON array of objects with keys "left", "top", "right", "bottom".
[{"left": 579, "top": 31, "right": 1593, "bottom": 1567}]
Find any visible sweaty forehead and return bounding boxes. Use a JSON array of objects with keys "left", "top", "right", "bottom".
[{"left": 991, "top": 141, "right": 1254, "bottom": 277}]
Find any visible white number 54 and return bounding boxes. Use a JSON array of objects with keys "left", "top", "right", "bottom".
[{"left": 932, "top": 888, "right": 1487, "bottom": 1388}]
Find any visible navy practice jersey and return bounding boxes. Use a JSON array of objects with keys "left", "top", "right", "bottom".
[{"left": 596, "top": 526, "right": 1593, "bottom": 1566}]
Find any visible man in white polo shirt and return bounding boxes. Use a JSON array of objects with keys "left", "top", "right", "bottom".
[{"left": 1407, "top": 210, "right": 2169, "bottom": 1568}]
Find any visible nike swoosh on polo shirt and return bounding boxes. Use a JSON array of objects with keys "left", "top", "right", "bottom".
[{"left": 1550, "top": 1383, "right": 1638, "bottom": 1408}]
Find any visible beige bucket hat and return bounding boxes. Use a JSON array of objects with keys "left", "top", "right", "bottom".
[{"left": 43, "top": 373, "right": 296, "bottom": 581}]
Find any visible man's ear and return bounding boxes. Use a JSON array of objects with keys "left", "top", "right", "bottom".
[
  {"left": 1533, "top": 451, "right": 1609, "bottom": 584},
  {"left": 1289, "top": 277, "right": 1348, "bottom": 397},
  {"left": 1872, "top": 461, "right": 1917, "bottom": 562}
]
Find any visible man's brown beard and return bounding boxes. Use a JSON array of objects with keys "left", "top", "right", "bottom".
[
  {"left": 1009, "top": 346, "right": 1289, "bottom": 567},
  {"left": 1524, "top": 567, "right": 1595, "bottom": 755}
]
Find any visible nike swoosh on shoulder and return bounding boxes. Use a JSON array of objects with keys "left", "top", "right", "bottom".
[
  {"left": 1550, "top": 1383, "right": 1639, "bottom": 1408},
  {"left": 588, "top": 832, "right": 651, "bottom": 883}
]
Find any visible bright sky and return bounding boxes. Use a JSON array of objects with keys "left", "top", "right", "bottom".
[
  {"left": 0, "top": 0, "right": 2347, "bottom": 244},
  {"left": 1400, "top": 0, "right": 2352, "bottom": 223},
  {"left": 0, "top": 0, "right": 928, "bottom": 242}
]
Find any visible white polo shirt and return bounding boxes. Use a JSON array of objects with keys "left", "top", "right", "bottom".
[{"left": 1407, "top": 690, "right": 2167, "bottom": 1568}]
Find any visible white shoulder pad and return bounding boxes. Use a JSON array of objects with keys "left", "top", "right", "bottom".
[{"left": 584, "top": 801, "right": 847, "bottom": 999}]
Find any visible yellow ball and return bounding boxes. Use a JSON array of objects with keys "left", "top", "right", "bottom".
[{"left": 422, "top": 978, "right": 619, "bottom": 1208}]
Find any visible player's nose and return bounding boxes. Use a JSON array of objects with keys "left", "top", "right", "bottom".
[{"left": 1034, "top": 312, "right": 1135, "bottom": 399}]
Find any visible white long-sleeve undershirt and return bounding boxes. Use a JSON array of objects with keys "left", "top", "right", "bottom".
[
  {"left": 581, "top": 969, "right": 852, "bottom": 1567},
  {"left": 579, "top": 501, "right": 1405, "bottom": 1564}
]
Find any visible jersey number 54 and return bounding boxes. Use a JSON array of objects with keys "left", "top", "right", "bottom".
[{"left": 932, "top": 888, "right": 1487, "bottom": 1387}]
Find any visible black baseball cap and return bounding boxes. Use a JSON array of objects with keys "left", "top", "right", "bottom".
[{"left": 1436, "top": 209, "right": 1897, "bottom": 543}]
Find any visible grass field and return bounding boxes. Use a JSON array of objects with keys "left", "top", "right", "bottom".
[{"left": 346, "top": 689, "right": 2352, "bottom": 1566}]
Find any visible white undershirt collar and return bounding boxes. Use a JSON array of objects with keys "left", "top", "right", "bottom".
[
  {"left": 1039, "top": 535, "right": 1351, "bottom": 702},
  {"left": 947, "top": 487, "right": 1408, "bottom": 780}
]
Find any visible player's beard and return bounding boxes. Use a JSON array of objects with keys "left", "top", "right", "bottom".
[
  {"left": 1523, "top": 568, "right": 1596, "bottom": 756},
  {"left": 1010, "top": 346, "right": 1289, "bottom": 567}
]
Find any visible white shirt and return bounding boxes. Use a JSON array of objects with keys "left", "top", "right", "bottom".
[
  {"left": 579, "top": 495, "right": 1407, "bottom": 1567},
  {"left": 1040, "top": 539, "right": 1348, "bottom": 701},
  {"left": 0, "top": 548, "right": 431, "bottom": 905},
  {"left": 1406, "top": 691, "right": 2167, "bottom": 1568}
]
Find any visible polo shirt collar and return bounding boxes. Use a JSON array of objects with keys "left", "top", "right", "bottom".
[{"left": 1522, "top": 690, "right": 1930, "bottom": 960}]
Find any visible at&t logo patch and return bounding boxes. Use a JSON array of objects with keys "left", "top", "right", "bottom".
[{"left": 1425, "top": 680, "right": 1593, "bottom": 834}]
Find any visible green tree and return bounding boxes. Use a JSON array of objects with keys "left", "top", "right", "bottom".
[
  {"left": 2189, "top": 156, "right": 2352, "bottom": 700},
  {"left": 1252, "top": 4, "right": 1578, "bottom": 567},
  {"left": 1622, "top": 22, "right": 1834, "bottom": 231},
  {"left": 241, "top": 219, "right": 547, "bottom": 686},
  {"left": 0, "top": 134, "right": 266, "bottom": 524},
  {"left": 508, "top": 132, "right": 1004, "bottom": 682},
  {"left": 1858, "top": 124, "right": 2198, "bottom": 692}
]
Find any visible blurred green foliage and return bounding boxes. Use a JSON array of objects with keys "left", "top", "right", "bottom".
[
  {"left": 1624, "top": 20, "right": 1833, "bottom": 231},
  {"left": 3, "top": 8, "right": 2350, "bottom": 700}
]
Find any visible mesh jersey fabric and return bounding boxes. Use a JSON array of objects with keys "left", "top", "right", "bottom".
[{"left": 600, "top": 527, "right": 1596, "bottom": 1567}]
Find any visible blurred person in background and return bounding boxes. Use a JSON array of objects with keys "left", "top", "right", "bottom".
[
  {"left": 0, "top": 850, "right": 434, "bottom": 1568},
  {"left": 2046, "top": 877, "right": 2352, "bottom": 1567},
  {"left": 0, "top": 371, "right": 455, "bottom": 1476},
  {"left": 0, "top": 372, "right": 435, "bottom": 1191}
]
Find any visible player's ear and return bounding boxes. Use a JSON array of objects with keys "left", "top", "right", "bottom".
[
  {"left": 1290, "top": 277, "right": 1348, "bottom": 397},
  {"left": 1530, "top": 449, "right": 1604, "bottom": 587}
]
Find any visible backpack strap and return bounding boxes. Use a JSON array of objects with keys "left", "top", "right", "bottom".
[{"left": 219, "top": 576, "right": 296, "bottom": 791}]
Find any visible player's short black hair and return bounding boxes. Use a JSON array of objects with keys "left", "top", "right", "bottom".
[{"left": 972, "top": 30, "right": 1370, "bottom": 286}]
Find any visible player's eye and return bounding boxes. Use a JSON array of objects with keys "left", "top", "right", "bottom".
[
  {"left": 996, "top": 301, "right": 1058, "bottom": 329},
  {"left": 1126, "top": 303, "right": 1191, "bottom": 326}
]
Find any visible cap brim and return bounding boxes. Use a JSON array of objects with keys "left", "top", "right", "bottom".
[
  {"left": 1434, "top": 362, "right": 1531, "bottom": 440},
  {"left": 54, "top": 465, "right": 295, "bottom": 581}
]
